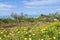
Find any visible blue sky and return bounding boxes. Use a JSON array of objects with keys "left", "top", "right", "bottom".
[{"left": 0, "top": 0, "right": 60, "bottom": 16}]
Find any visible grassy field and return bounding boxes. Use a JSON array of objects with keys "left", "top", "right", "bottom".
[{"left": 0, "top": 22, "right": 60, "bottom": 40}]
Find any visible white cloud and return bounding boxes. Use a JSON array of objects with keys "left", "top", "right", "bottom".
[
  {"left": 23, "top": 0, "right": 59, "bottom": 8},
  {"left": 25, "top": 6, "right": 60, "bottom": 9},
  {"left": 58, "top": 9, "right": 60, "bottom": 11},
  {"left": 0, "top": 3, "right": 15, "bottom": 10},
  {"left": 56, "top": 8, "right": 60, "bottom": 11}
]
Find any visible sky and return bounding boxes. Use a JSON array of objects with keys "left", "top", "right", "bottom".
[{"left": 0, "top": 0, "right": 60, "bottom": 16}]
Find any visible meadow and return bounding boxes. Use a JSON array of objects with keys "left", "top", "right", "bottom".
[
  {"left": 0, "top": 22, "right": 60, "bottom": 40},
  {"left": 0, "top": 12, "right": 60, "bottom": 40}
]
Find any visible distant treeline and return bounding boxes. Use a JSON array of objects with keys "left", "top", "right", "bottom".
[{"left": 0, "top": 12, "right": 60, "bottom": 25}]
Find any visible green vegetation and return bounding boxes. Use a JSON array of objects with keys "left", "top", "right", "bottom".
[
  {"left": 0, "top": 12, "right": 60, "bottom": 25},
  {"left": 0, "top": 12, "right": 60, "bottom": 40},
  {"left": 0, "top": 22, "right": 60, "bottom": 40}
]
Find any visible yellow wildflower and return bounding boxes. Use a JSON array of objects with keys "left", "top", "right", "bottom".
[
  {"left": 29, "top": 35, "right": 31, "bottom": 37},
  {"left": 53, "top": 37, "right": 56, "bottom": 39},
  {"left": 32, "top": 33, "right": 35, "bottom": 36},
  {"left": 17, "top": 31, "right": 20, "bottom": 34},
  {"left": 1, "top": 31, "right": 4, "bottom": 34},
  {"left": 4, "top": 34, "right": 6, "bottom": 37},
  {"left": 59, "top": 32, "right": 60, "bottom": 34},
  {"left": 9, "top": 33, "right": 14, "bottom": 37},
  {"left": 41, "top": 39, "right": 44, "bottom": 40},
  {"left": 24, "top": 31, "right": 26, "bottom": 32},
  {"left": 39, "top": 38, "right": 40, "bottom": 40},
  {"left": 11, "top": 31, "right": 14, "bottom": 33},
  {"left": 24, "top": 38, "right": 27, "bottom": 40},
  {"left": 5, "top": 31, "right": 7, "bottom": 33},
  {"left": 9, "top": 33, "right": 12, "bottom": 35},
  {"left": 49, "top": 38, "right": 52, "bottom": 40},
  {"left": 7, "top": 35, "right": 10, "bottom": 38},
  {"left": 42, "top": 28, "right": 46, "bottom": 31},
  {"left": 16, "top": 29, "right": 18, "bottom": 31},
  {"left": 26, "top": 32, "right": 28, "bottom": 34},
  {"left": 29, "top": 38, "right": 31, "bottom": 40},
  {"left": 24, "top": 29, "right": 26, "bottom": 30},
  {"left": 0, "top": 37, "right": 2, "bottom": 40}
]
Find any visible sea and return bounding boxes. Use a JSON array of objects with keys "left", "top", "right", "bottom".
[{"left": 0, "top": 15, "right": 39, "bottom": 18}]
